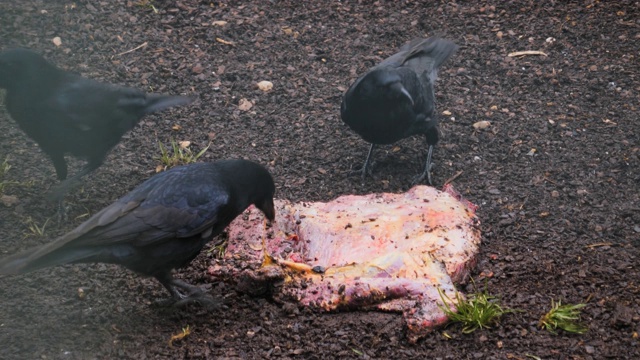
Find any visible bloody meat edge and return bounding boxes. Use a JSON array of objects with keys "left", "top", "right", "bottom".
[{"left": 208, "top": 185, "right": 480, "bottom": 343}]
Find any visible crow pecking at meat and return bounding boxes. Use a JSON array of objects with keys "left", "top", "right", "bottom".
[{"left": 0, "top": 159, "right": 276, "bottom": 307}]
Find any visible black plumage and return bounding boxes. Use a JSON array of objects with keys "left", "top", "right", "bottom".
[
  {"left": 340, "top": 37, "right": 458, "bottom": 184},
  {"left": 0, "top": 159, "right": 276, "bottom": 305},
  {"left": 0, "top": 48, "right": 194, "bottom": 200}
]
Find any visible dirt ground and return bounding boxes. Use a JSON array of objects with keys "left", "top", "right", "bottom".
[{"left": 0, "top": 0, "right": 638, "bottom": 359}]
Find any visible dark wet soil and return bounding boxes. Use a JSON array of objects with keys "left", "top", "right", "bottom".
[{"left": 0, "top": 1, "right": 639, "bottom": 359}]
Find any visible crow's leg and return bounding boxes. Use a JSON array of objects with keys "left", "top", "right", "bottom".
[
  {"left": 412, "top": 127, "right": 439, "bottom": 186},
  {"left": 361, "top": 143, "right": 376, "bottom": 181},
  {"left": 48, "top": 160, "right": 102, "bottom": 224},
  {"left": 50, "top": 160, "right": 101, "bottom": 199},
  {"left": 44, "top": 153, "right": 70, "bottom": 224},
  {"left": 172, "top": 279, "right": 206, "bottom": 296},
  {"left": 156, "top": 273, "right": 201, "bottom": 301},
  {"left": 412, "top": 144, "right": 434, "bottom": 186},
  {"left": 154, "top": 272, "right": 221, "bottom": 309},
  {"left": 50, "top": 152, "right": 68, "bottom": 181},
  {"left": 49, "top": 170, "right": 89, "bottom": 225},
  {"left": 348, "top": 144, "right": 376, "bottom": 181},
  {"left": 55, "top": 200, "right": 69, "bottom": 224}
]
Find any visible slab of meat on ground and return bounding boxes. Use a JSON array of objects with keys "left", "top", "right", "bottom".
[{"left": 208, "top": 185, "right": 480, "bottom": 342}]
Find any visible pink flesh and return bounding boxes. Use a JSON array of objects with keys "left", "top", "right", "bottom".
[{"left": 208, "top": 185, "right": 480, "bottom": 343}]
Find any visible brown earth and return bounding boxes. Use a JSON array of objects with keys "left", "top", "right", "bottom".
[{"left": 0, "top": 0, "right": 638, "bottom": 359}]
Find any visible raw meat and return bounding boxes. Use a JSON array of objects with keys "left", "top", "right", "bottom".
[{"left": 208, "top": 185, "right": 480, "bottom": 342}]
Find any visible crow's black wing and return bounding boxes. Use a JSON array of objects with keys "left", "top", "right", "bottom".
[
  {"left": 0, "top": 164, "right": 230, "bottom": 273},
  {"left": 378, "top": 38, "right": 437, "bottom": 68},
  {"left": 402, "top": 38, "right": 457, "bottom": 84},
  {"left": 51, "top": 78, "right": 193, "bottom": 139},
  {"left": 64, "top": 165, "right": 231, "bottom": 247},
  {"left": 379, "top": 38, "right": 457, "bottom": 81},
  {"left": 50, "top": 76, "right": 149, "bottom": 135}
]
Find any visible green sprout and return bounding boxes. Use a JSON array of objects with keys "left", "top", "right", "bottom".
[
  {"left": 0, "top": 156, "right": 17, "bottom": 193},
  {"left": 24, "top": 217, "right": 50, "bottom": 238},
  {"left": 438, "top": 285, "right": 513, "bottom": 333},
  {"left": 137, "top": 0, "right": 158, "bottom": 13},
  {"left": 539, "top": 299, "right": 588, "bottom": 334},
  {"left": 207, "top": 239, "right": 228, "bottom": 258},
  {"left": 0, "top": 156, "right": 10, "bottom": 176},
  {"left": 157, "top": 139, "right": 210, "bottom": 171}
]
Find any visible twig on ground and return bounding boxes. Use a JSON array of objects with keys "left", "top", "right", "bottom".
[
  {"left": 508, "top": 50, "right": 548, "bottom": 58},
  {"left": 113, "top": 42, "right": 148, "bottom": 58},
  {"left": 216, "top": 38, "right": 235, "bottom": 46},
  {"left": 585, "top": 242, "right": 614, "bottom": 249},
  {"left": 443, "top": 170, "right": 463, "bottom": 186}
]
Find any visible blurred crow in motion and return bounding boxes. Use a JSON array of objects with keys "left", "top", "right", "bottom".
[
  {"left": 0, "top": 159, "right": 276, "bottom": 306},
  {"left": 340, "top": 37, "right": 458, "bottom": 184},
  {"left": 0, "top": 48, "right": 194, "bottom": 206}
]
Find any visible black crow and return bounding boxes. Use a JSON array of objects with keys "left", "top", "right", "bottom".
[
  {"left": 340, "top": 37, "right": 458, "bottom": 184},
  {"left": 0, "top": 48, "right": 194, "bottom": 202},
  {"left": 0, "top": 159, "right": 276, "bottom": 306}
]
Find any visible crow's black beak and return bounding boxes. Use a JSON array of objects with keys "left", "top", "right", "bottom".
[
  {"left": 260, "top": 198, "right": 276, "bottom": 222},
  {"left": 391, "top": 82, "right": 414, "bottom": 106}
]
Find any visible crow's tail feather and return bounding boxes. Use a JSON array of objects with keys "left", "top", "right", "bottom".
[
  {"left": 403, "top": 38, "right": 458, "bottom": 84},
  {"left": 144, "top": 94, "right": 195, "bottom": 114},
  {"left": 0, "top": 245, "right": 101, "bottom": 275},
  {"left": 423, "top": 38, "right": 458, "bottom": 74}
]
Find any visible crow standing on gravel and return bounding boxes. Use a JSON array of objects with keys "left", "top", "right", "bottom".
[
  {"left": 340, "top": 37, "right": 458, "bottom": 184},
  {"left": 0, "top": 48, "right": 194, "bottom": 203},
  {"left": 0, "top": 159, "right": 276, "bottom": 306}
]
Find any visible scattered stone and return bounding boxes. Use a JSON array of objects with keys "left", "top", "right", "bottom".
[
  {"left": 473, "top": 120, "right": 491, "bottom": 130},
  {"left": 0, "top": 194, "right": 19, "bottom": 207},
  {"left": 257, "top": 81, "right": 273, "bottom": 92}
]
